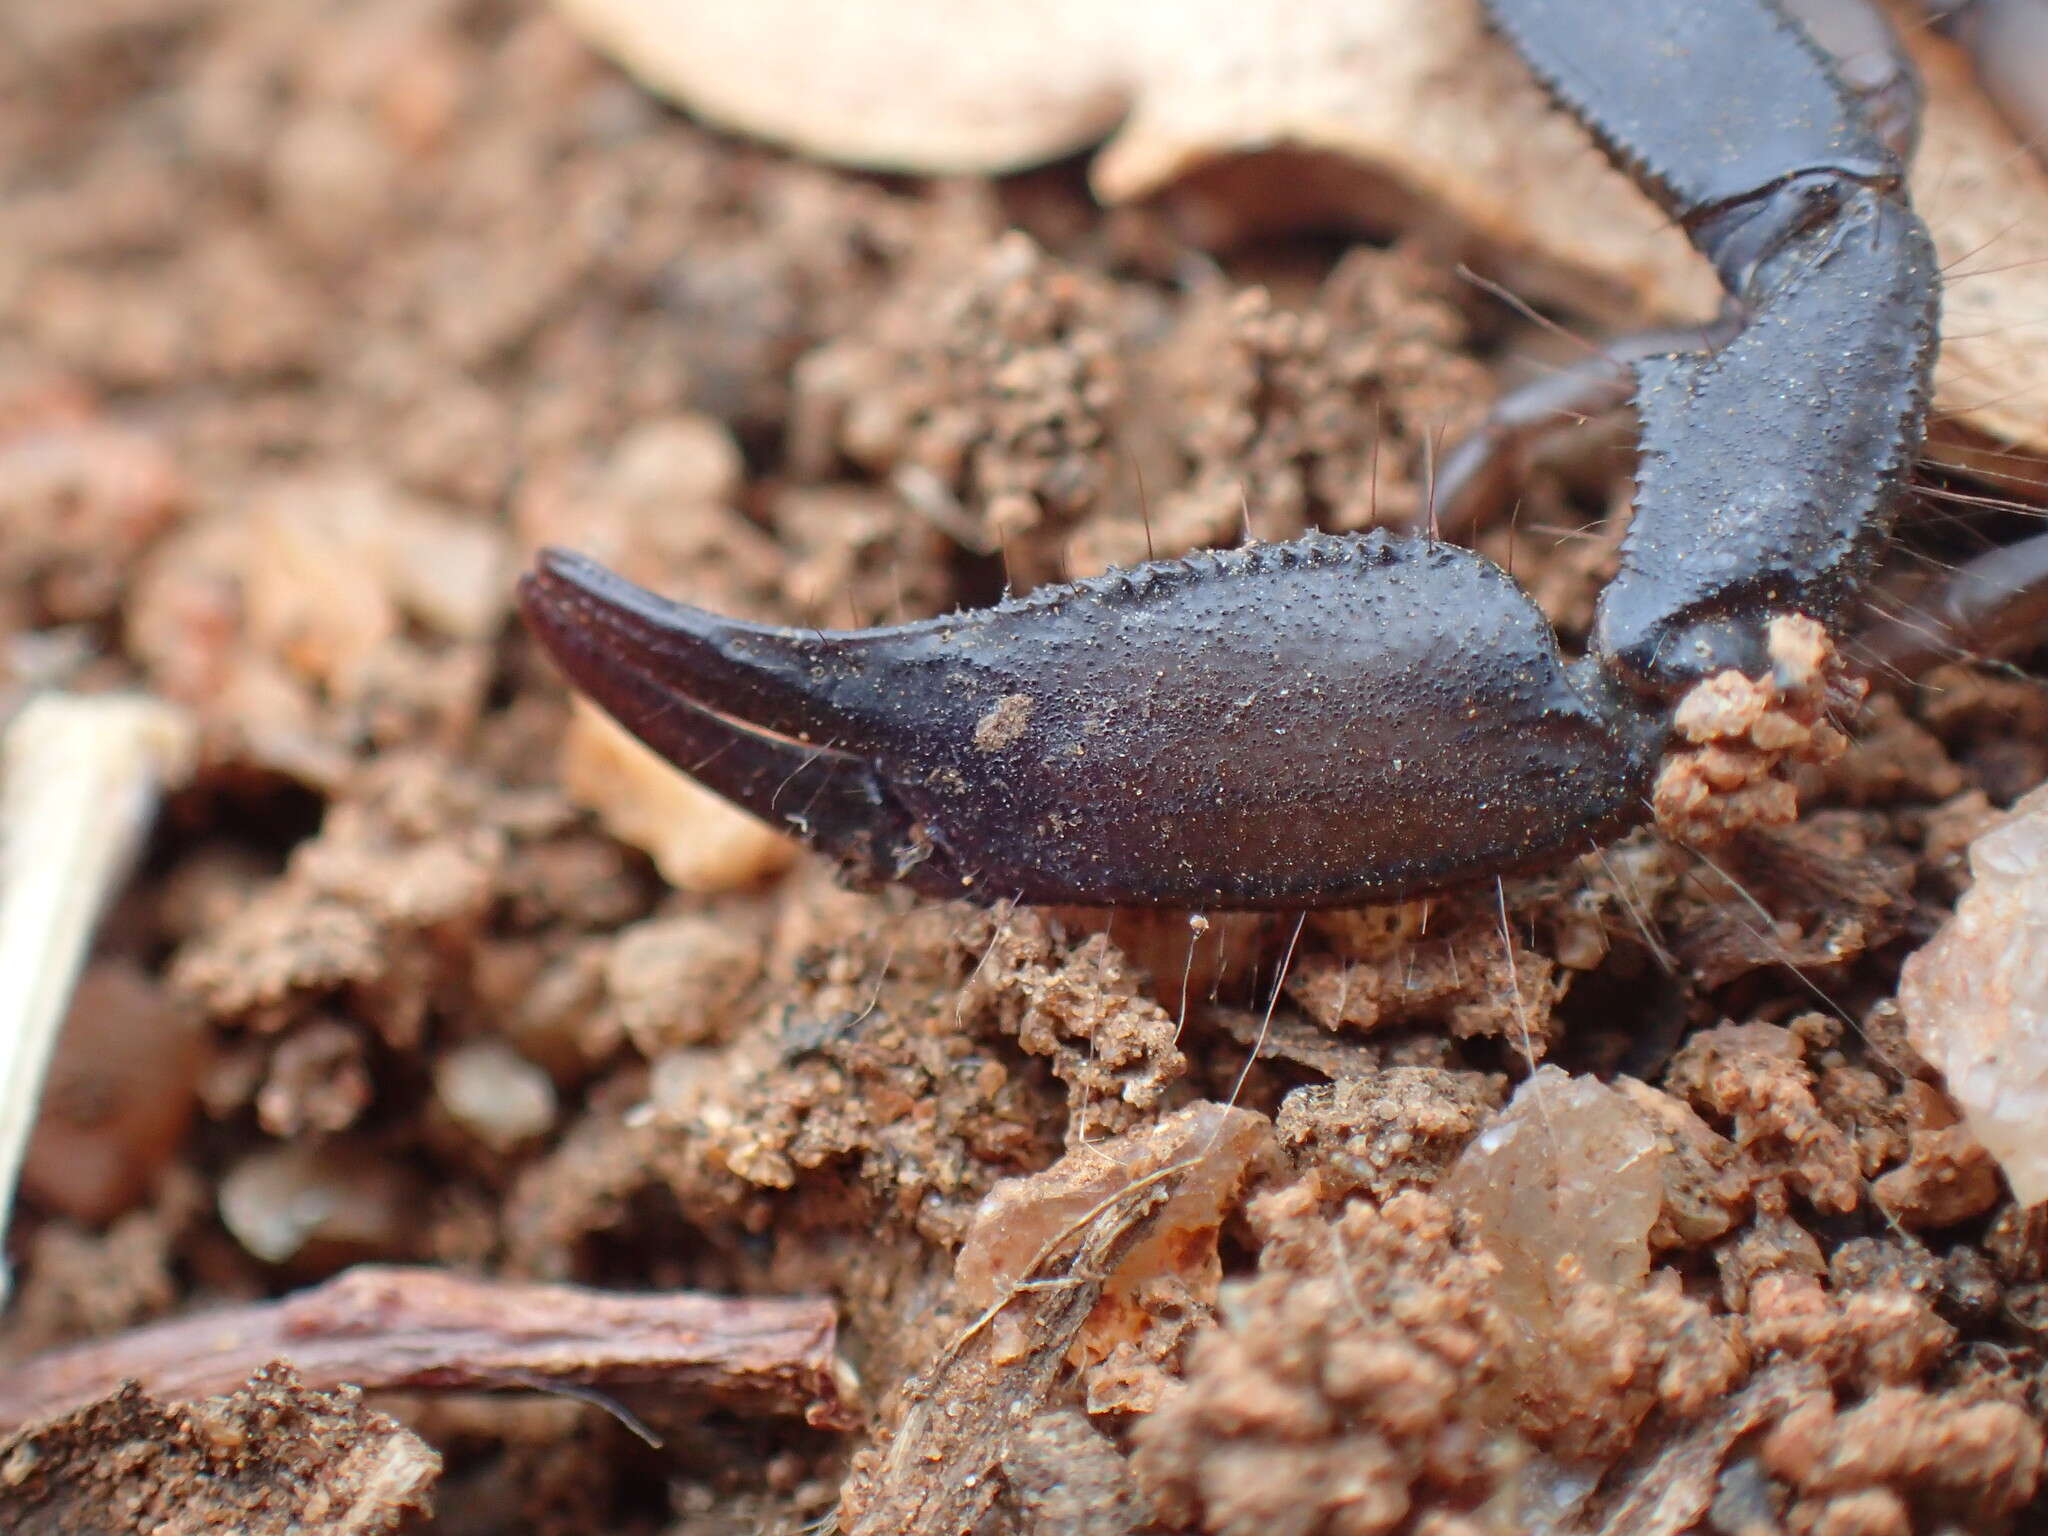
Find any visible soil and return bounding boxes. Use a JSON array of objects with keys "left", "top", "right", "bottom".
[{"left": 2, "top": 1, "right": 2047, "bottom": 1533}]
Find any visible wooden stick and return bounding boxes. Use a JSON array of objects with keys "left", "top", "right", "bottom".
[
  {"left": 0, "top": 693, "right": 194, "bottom": 1306},
  {"left": 0, "top": 1266, "right": 858, "bottom": 1433}
]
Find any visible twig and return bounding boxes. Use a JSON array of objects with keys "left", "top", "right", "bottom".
[
  {"left": 0, "top": 1266, "right": 858, "bottom": 1432},
  {"left": 0, "top": 693, "right": 195, "bottom": 1305}
]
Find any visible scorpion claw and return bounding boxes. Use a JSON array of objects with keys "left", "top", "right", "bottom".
[
  {"left": 517, "top": 0, "right": 1952, "bottom": 912},
  {"left": 519, "top": 548, "right": 880, "bottom": 745},
  {"left": 521, "top": 536, "right": 1667, "bottom": 909}
]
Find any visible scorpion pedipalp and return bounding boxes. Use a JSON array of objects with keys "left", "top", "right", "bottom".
[
  {"left": 522, "top": 0, "right": 1949, "bottom": 911},
  {"left": 520, "top": 537, "right": 1664, "bottom": 908}
]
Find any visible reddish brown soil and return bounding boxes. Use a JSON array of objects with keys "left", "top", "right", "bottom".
[{"left": 2, "top": 2, "right": 2046, "bottom": 1533}]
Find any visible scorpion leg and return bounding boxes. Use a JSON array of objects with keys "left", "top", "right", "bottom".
[
  {"left": 1425, "top": 318, "right": 1739, "bottom": 541},
  {"left": 1483, "top": 0, "right": 1939, "bottom": 695},
  {"left": 1859, "top": 530, "right": 2048, "bottom": 670},
  {"left": 1430, "top": 0, "right": 1922, "bottom": 542},
  {"left": 1599, "top": 179, "right": 1936, "bottom": 691},
  {"left": 1927, "top": 0, "right": 2048, "bottom": 160}
]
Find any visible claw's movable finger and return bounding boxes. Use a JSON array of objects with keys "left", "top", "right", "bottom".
[{"left": 518, "top": 549, "right": 877, "bottom": 748}]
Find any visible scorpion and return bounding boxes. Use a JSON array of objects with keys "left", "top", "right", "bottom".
[{"left": 519, "top": 0, "right": 2048, "bottom": 913}]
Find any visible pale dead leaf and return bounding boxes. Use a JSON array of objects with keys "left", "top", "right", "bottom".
[
  {"left": 551, "top": 0, "right": 1715, "bottom": 326},
  {"left": 551, "top": 0, "right": 2048, "bottom": 456}
]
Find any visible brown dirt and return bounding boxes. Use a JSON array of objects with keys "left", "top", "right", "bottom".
[
  {"left": 0, "top": 1364, "right": 437, "bottom": 1536},
  {"left": 4, "top": 1, "right": 2048, "bottom": 1532}
]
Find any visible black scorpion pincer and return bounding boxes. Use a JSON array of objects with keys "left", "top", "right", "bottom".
[{"left": 519, "top": 0, "right": 1940, "bottom": 911}]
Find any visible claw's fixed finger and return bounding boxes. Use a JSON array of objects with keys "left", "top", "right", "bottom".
[{"left": 521, "top": 534, "right": 1666, "bottom": 910}]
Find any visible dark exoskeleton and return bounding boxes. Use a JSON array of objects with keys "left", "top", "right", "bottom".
[{"left": 521, "top": 0, "right": 1947, "bottom": 910}]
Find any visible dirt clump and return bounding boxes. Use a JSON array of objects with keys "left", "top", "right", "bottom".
[
  {"left": 1131, "top": 1184, "right": 1520, "bottom": 1536},
  {"left": 0, "top": 1365, "right": 437, "bottom": 1536},
  {"left": 1655, "top": 616, "right": 1866, "bottom": 849}
]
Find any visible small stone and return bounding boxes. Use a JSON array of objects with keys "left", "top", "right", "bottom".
[
  {"left": 1440, "top": 1066, "right": 1666, "bottom": 1336},
  {"left": 560, "top": 698, "right": 797, "bottom": 892},
  {"left": 1898, "top": 782, "right": 2048, "bottom": 1206},
  {"left": 242, "top": 477, "right": 401, "bottom": 691},
  {"left": 433, "top": 1039, "right": 557, "bottom": 1152},
  {"left": 243, "top": 476, "right": 511, "bottom": 691},
  {"left": 217, "top": 1144, "right": 413, "bottom": 1264}
]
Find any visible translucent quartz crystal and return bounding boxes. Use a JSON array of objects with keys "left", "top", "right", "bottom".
[
  {"left": 1441, "top": 1066, "right": 1666, "bottom": 1336},
  {"left": 1899, "top": 783, "right": 2048, "bottom": 1206},
  {"left": 434, "top": 1039, "right": 558, "bottom": 1151}
]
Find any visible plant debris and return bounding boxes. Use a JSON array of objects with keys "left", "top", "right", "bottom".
[
  {"left": 547, "top": 0, "right": 2048, "bottom": 454},
  {"left": 840, "top": 1104, "right": 1268, "bottom": 1535},
  {"left": 0, "top": 1266, "right": 852, "bottom": 1434},
  {"left": 0, "top": 694, "right": 196, "bottom": 1303}
]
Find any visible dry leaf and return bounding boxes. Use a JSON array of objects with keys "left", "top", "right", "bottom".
[{"left": 549, "top": 0, "right": 2048, "bottom": 454}]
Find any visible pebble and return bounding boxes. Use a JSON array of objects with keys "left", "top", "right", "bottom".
[
  {"left": 433, "top": 1038, "right": 558, "bottom": 1152},
  {"left": 217, "top": 1143, "right": 412, "bottom": 1264},
  {"left": 560, "top": 698, "right": 796, "bottom": 892},
  {"left": 1440, "top": 1065, "right": 1666, "bottom": 1336}
]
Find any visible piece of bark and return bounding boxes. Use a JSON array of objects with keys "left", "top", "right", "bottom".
[
  {"left": 0, "top": 1265, "right": 855, "bottom": 1433},
  {"left": 0, "top": 1363, "right": 437, "bottom": 1536}
]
